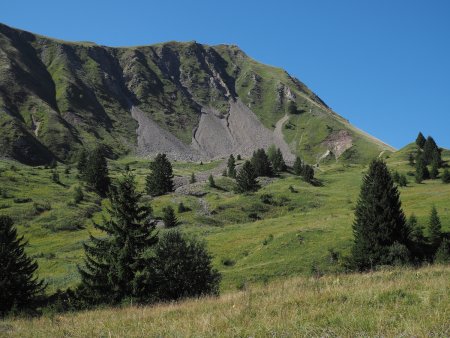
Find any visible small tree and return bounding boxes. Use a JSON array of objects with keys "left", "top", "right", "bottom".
[
  {"left": 51, "top": 169, "right": 60, "bottom": 183},
  {"left": 251, "top": 149, "right": 273, "bottom": 177},
  {"left": 227, "top": 155, "right": 236, "bottom": 178},
  {"left": 208, "top": 174, "right": 215, "bottom": 188},
  {"left": 162, "top": 206, "right": 179, "bottom": 228},
  {"left": 398, "top": 174, "right": 408, "bottom": 187},
  {"left": 146, "top": 154, "right": 174, "bottom": 196},
  {"left": 351, "top": 160, "right": 410, "bottom": 270},
  {"left": 434, "top": 239, "right": 450, "bottom": 263},
  {"left": 84, "top": 146, "right": 111, "bottom": 196},
  {"left": 269, "top": 148, "right": 286, "bottom": 173},
  {"left": 408, "top": 214, "right": 425, "bottom": 243},
  {"left": 302, "top": 165, "right": 315, "bottom": 183},
  {"left": 79, "top": 171, "right": 158, "bottom": 304},
  {"left": 428, "top": 206, "right": 442, "bottom": 248},
  {"left": 149, "top": 231, "right": 221, "bottom": 301},
  {"left": 415, "top": 132, "right": 426, "bottom": 149},
  {"left": 73, "top": 186, "right": 84, "bottom": 204},
  {"left": 190, "top": 173, "right": 196, "bottom": 184},
  {"left": 442, "top": 169, "right": 450, "bottom": 184},
  {"left": 236, "top": 161, "right": 259, "bottom": 193},
  {"left": 0, "top": 216, "right": 46, "bottom": 316},
  {"left": 293, "top": 156, "right": 303, "bottom": 176}
]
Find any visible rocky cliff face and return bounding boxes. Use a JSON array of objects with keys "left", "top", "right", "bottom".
[{"left": 0, "top": 23, "right": 393, "bottom": 165}]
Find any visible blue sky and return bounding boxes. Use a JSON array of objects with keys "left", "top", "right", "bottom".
[{"left": 2, "top": 0, "right": 449, "bottom": 148}]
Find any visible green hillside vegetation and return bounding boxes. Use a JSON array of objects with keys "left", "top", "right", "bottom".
[{"left": 0, "top": 146, "right": 448, "bottom": 293}]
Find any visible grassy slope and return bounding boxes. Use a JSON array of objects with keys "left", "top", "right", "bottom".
[
  {"left": 0, "top": 147, "right": 449, "bottom": 293},
  {"left": 2, "top": 265, "right": 449, "bottom": 337}
]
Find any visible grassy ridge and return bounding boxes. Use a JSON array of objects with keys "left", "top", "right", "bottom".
[{"left": 2, "top": 265, "right": 449, "bottom": 337}]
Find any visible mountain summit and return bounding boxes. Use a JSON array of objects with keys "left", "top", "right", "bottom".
[{"left": 0, "top": 23, "right": 393, "bottom": 165}]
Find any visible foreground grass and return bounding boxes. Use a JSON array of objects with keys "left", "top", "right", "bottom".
[{"left": 2, "top": 265, "right": 449, "bottom": 337}]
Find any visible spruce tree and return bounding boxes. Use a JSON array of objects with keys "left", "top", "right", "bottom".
[
  {"left": 162, "top": 206, "right": 179, "bottom": 228},
  {"left": 236, "top": 161, "right": 259, "bottom": 193},
  {"left": 408, "top": 214, "right": 425, "bottom": 243},
  {"left": 84, "top": 146, "right": 111, "bottom": 196},
  {"left": 415, "top": 132, "right": 426, "bottom": 149},
  {"left": 79, "top": 172, "right": 158, "bottom": 304},
  {"left": 430, "top": 160, "right": 439, "bottom": 179},
  {"left": 442, "top": 169, "right": 450, "bottom": 184},
  {"left": 227, "top": 154, "right": 236, "bottom": 178},
  {"left": 423, "top": 136, "right": 439, "bottom": 165},
  {"left": 302, "top": 165, "right": 315, "bottom": 183},
  {"left": 251, "top": 149, "right": 273, "bottom": 177},
  {"left": 415, "top": 156, "right": 429, "bottom": 183},
  {"left": 428, "top": 206, "right": 442, "bottom": 248},
  {"left": 293, "top": 156, "right": 303, "bottom": 176},
  {"left": 146, "top": 154, "right": 174, "bottom": 196},
  {"left": 0, "top": 216, "right": 46, "bottom": 316},
  {"left": 434, "top": 239, "right": 450, "bottom": 263},
  {"left": 351, "top": 160, "right": 410, "bottom": 270},
  {"left": 269, "top": 148, "right": 286, "bottom": 173}
]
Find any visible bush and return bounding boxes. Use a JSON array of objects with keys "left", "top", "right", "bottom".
[
  {"left": 14, "top": 197, "right": 32, "bottom": 204},
  {"left": 177, "top": 202, "right": 190, "bottom": 213},
  {"left": 73, "top": 186, "right": 84, "bottom": 204},
  {"left": 149, "top": 231, "right": 221, "bottom": 301},
  {"left": 260, "top": 193, "right": 274, "bottom": 205},
  {"left": 32, "top": 201, "right": 51, "bottom": 215}
]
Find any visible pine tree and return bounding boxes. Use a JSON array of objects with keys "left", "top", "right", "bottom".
[
  {"left": 351, "top": 160, "right": 410, "bottom": 270},
  {"left": 302, "top": 165, "right": 315, "bottom": 183},
  {"left": 415, "top": 156, "right": 429, "bottom": 183},
  {"left": 293, "top": 156, "right": 303, "bottom": 176},
  {"left": 84, "top": 146, "right": 111, "bottom": 196},
  {"left": 442, "top": 169, "right": 450, "bottom": 184},
  {"left": 408, "top": 214, "right": 425, "bottom": 243},
  {"left": 0, "top": 216, "right": 46, "bottom": 316},
  {"left": 77, "top": 149, "right": 88, "bottom": 177},
  {"left": 149, "top": 231, "right": 221, "bottom": 301},
  {"left": 428, "top": 206, "right": 442, "bottom": 248},
  {"left": 190, "top": 172, "right": 196, "bottom": 184},
  {"left": 430, "top": 160, "right": 439, "bottom": 179},
  {"left": 162, "top": 206, "right": 179, "bottom": 228},
  {"left": 79, "top": 172, "right": 158, "bottom": 304},
  {"left": 415, "top": 132, "right": 426, "bottom": 149},
  {"left": 269, "top": 148, "right": 286, "bottom": 173},
  {"left": 423, "top": 136, "right": 439, "bottom": 165},
  {"left": 146, "top": 154, "right": 174, "bottom": 196},
  {"left": 434, "top": 239, "right": 450, "bottom": 263},
  {"left": 208, "top": 174, "right": 215, "bottom": 188},
  {"left": 236, "top": 161, "right": 259, "bottom": 193},
  {"left": 227, "top": 155, "right": 236, "bottom": 178},
  {"left": 251, "top": 149, "right": 273, "bottom": 177}
]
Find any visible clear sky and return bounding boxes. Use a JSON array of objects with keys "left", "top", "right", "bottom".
[{"left": 2, "top": 0, "right": 449, "bottom": 149}]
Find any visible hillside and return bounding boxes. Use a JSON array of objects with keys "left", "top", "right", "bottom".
[
  {"left": 2, "top": 265, "right": 449, "bottom": 337},
  {"left": 0, "top": 23, "right": 393, "bottom": 165}
]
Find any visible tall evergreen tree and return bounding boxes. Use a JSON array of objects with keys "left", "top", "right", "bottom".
[
  {"left": 84, "top": 146, "right": 111, "bottom": 196},
  {"left": 415, "top": 132, "right": 426, "bottom": 149},
  {"left": 227, "top": 154, "right": 236, "bottom": 178},
  {"left": 423, "top": 136, "right": 439, "bottom": 165},
  {"left": 269, "top": 148, "right": 287, "bottom": 173},
  {"left": 251, "top": 149, "right": 273, "bottom": 177},
  {"left": 0, "top": 216, "right": 46, "bottom": 316},
  {"left": 415, "top": 156, "right": 429, "bottom": 183},
  {"left": 428, "top": 206, "right": 442, "bottom": 248},
  {"left": 236, "top": 161, "right": 259, "bottom": 193},
  {"left": 79, "top": 172, "right": 158, "bottom": 304},
  {"left": 293, "top": 156, "right": 303, "bottom": 176},
  {"left": 430, "top": 160, "right": 439, "bottom": 179},
  {"left": 351, "top": 160, "right": 410, "bottom": 270},
  {"left": 145, "top": 154, "right": 174, "bottom": 196}
]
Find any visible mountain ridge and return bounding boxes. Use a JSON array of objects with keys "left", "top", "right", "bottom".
[{"left": 0, "top": 22, "right": 393, "bottom": 165}]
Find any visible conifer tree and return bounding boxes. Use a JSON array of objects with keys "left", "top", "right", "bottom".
[
  {"left": 415, "top": 132, "right": 426, "bottom": 149},
  {"left": 442, "top": 169, "right": 450, "bottom": 184},
  {"left": 149, "top": 231, "right": 221, "bottom": 301},
  {"left": 0, "top": 216, "right": 46, "bottom": 316},
  {"left": 408, "top": 214, "right": 425, "bottom": 243},
  {"left": 430, "top": 160, "right": 439, "bottom": 179},
  {"left": 208, "top": 174, "right": 215, "bottom": 188},
  {"left": 236, "top": 161, "right": 259, "bottom": 193},
  {"left": 227, "top": 155, "right": 236, "bottom": 178},
  {"left": 428, "top": 206, "right": 442, "bottom": 248},
  {"left": 415, "top": 156, "right": 429, "bottom": 183},
  {"left": 162, "top": 206, "right": 179, "bottom": 228},
  {"left": 423, "top": 136, "right": 439, "bottom": 165},
  {"left": 190, "top": 172, "right": 196, "bottom": 184},
  {"left": 302, "top": 165, "right": 315, "bottom": 183},
  {"left": 79, "top": 172, "right": 158, "bottom": 304},
  {"left": 269, "top": 148, "right": 286, "bottom": 173},
  {"left": 398, "top": 174, "right": 408, "bottom": 187},
  {"left": 146, "top": 154, "right": 174, "bottom": 196},
  {"left": 84, "top": 146, "right": 111, "bottom": 196},
  {"left": 351, "top": 160, "right": 410, "bottom": 270},
  {"left": 293, "top": 156, "right": 303, "bottom": 176},
  {"left": 77, "top": 149, "right": 88, "bottom": 177},
  {"left": 434, "top": 239, "right": 450, "bottom": 263},
  {"left": 251, "top": 149, "right": 273, "bottom": 177}
]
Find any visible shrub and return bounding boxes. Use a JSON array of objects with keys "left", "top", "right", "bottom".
[
  {"left": 32, "top": 201, "right": 51, "bottom": 215},
  {"left": 14, "top": 197, "right": 32, "bottom": 204}
]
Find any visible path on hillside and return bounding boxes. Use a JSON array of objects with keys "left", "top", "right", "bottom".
[{"left": 273, "top": 114, "right": 296, "bottom": 164}]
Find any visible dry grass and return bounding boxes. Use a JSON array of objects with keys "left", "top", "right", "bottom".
[{"left": 2, "top": 265, "right": 449, "bottom": 337}]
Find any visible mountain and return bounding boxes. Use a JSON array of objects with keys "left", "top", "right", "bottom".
[{"left": 0, "top": 23, "right": 394, "bottom": 165}]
